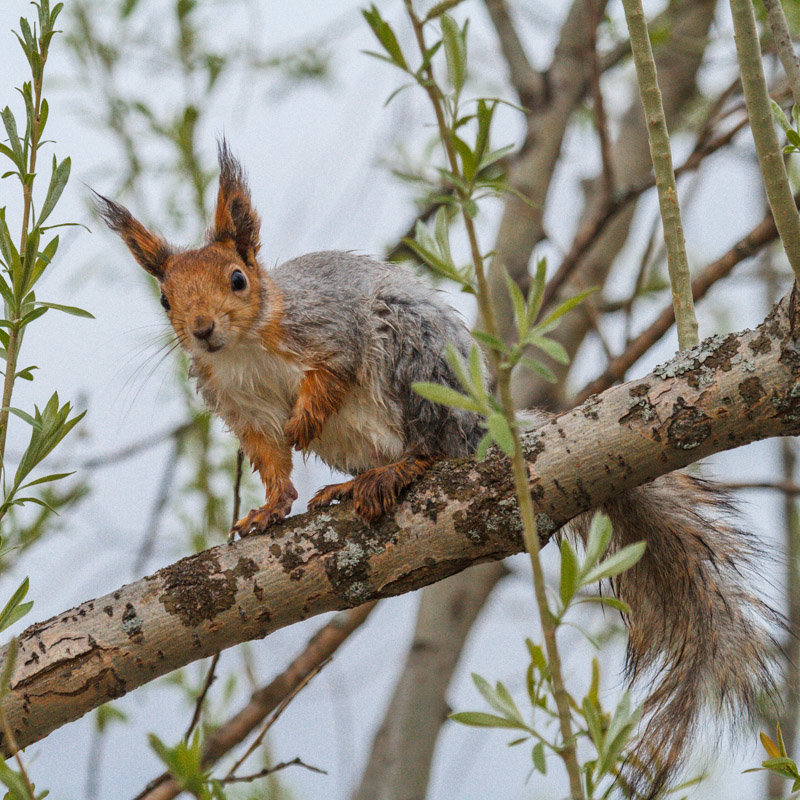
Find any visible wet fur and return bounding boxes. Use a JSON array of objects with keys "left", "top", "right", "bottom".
[{"left": 572, "top": 473, "right": 782, "bottom": 796}]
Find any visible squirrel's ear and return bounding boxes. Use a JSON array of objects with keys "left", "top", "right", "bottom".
[
  {"left": 94, "top": 193, "right": 171, "bottom": 280},
  {"left": 211, "top": 139, "right": 261, "bottom": 264}
]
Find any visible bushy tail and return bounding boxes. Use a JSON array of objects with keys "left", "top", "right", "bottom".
[{"left": 574, "top": 472, "right": 783, "bottom": 797}]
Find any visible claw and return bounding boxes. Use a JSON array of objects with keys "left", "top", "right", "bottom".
[
  {"left": 308, "top": 479, "right": 355, "bottom": 510},
  {"left": 307, "top": 456, "right": 434, "bottom": 522},
  {"left": 229, "top": 484, "right": 297, "bottom": 539}
]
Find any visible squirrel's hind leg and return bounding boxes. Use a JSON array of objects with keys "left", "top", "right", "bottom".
[{"left": 308, "top": 455, "right": 434, "bottom": 521}]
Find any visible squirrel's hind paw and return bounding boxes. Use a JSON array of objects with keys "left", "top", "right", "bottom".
[
  {"left": 230, "top": 485, "right": 298, "bottom": 539},
  {"left": 308, "top": 479, "right": 355, "bottom": 511},
  {"left": 308, "top": 457, "right": 434, "bottom": 522}
]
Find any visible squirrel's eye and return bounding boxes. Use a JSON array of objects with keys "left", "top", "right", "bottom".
[
  {"left": 230, "top": 269, "right": 247, "bottom": 292},
  {"left": 160, "top": 291, "right": 170, "bottom": 311}
]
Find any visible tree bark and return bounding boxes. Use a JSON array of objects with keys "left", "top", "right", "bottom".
[{"left": 3, "top": 289, "right": 799, "bottom": 755}]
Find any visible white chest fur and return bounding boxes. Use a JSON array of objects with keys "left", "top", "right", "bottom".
[
  {"left": 195, "top": 343, "right": 302, "bottom": 443},
  {"left": 193, "top": 345, "right": 404, "bottom": 474}
]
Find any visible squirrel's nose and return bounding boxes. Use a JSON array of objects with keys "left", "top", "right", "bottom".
[{"left": 192, "top": 317, "right": 215, "bottom": 341}]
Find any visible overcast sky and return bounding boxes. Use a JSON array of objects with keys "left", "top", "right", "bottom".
[{"left": 0, "top": 1, "right": 791, "bottom": 798}]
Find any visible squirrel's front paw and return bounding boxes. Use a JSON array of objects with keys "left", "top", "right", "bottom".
[
  {"left": 230, "top": 485, "right": 298, "bottom": 539},
  {"left": 284, "top": 411, "right": 321, "bottom": 451}
]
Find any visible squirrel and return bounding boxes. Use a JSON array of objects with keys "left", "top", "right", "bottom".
[
  {"left": 96, "top": 141, "right": 483, "bottom": 537},
  {"left": 97, "top": 141, "right": 780, "bottom": 797}
]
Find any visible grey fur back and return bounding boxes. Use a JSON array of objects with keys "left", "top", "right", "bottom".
[{"left": 271, "top": 252, "right": 483, "bottom": 461}]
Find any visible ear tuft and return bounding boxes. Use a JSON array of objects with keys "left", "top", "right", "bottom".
[
  {"left": 93, "top": 192, "right": 171, "bottom": 279},
  {"left": 212, "top": 138, "right": 261, "bottom": 263}
]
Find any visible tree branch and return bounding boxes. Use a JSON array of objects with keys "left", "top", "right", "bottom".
[
  {"left": 483, "top": 0, "right": 545, "bottom": 107},
  {"left": 575, "top": 197, "right": 789, "bottom": 402},
  {"left": 135, "top": 602, "right": 375, "bottom": 800},
  {"left": 3, "top": 290, "right": 800, "bottom": 755}
]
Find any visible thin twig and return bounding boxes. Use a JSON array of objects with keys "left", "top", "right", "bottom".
[
  {"left": 582, "top": 301, "right": 614, "bottom": 360},
  {"left": 762, "top": 0, "right": 800, "bottom": 110},
  {"left": 719, "top": 480, "right": 800, "bottom": 495},
  {"left": 0, "top": 687, "right": 35, "bottom": 800},
  {"left": 80, "top": 422, "right": 193, "bottom": 470},
  {"left": 542, "top": 115, "right": 749, "bottom": 313},
  {"left": 575, "top": 196, "right": 789, "bottom": 402},
  {"left": 588, "top": 0, "right": 615, "bottom": 199},
  {"left": 0, "top": 14, "right": 51, "bottom": 476},
  {"left": 184, "top": 652, "right": 221, "bottom": 741},
  {"left": 483, "top": 0, "right": 544, "bottom": 107},
  {"left": 131, "top": 438, "right": 182, "bottom": 577},
  {"left": 232, "top": 448, "right": 243, "bottom": 527},
  {"left": 403, "top": 4, "right": 585, "bottom": 797},
  {"left": 729, "top": 0, "right": 800, "bottom": 279},
  {"left": 132, "top": 605, "right": 376, "bottom": 800},
  {"left": 621, "top": 0, "right": 697, "bottom": 349},
  {"left": 218, "top": 756, "right": 326, "bottom": 785},
  {"left": 224, "top": 660, "right": 328, "bottom": 779}
]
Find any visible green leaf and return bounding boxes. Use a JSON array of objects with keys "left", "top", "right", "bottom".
[
  {"left": 474, "top": 432, "right": 492, "bottom": 461},
  {"left": 478, "top": 143, "right": 514, "bottom": 172},
  {"left": 519, "top": 356, "right": 556, "bottom": 383},
  {"left": 441, "top": 14, "right": 466, "bottom": 92},
  {"left": 583, "top": 512, "right": 612, "bottom": 572},
  {"left": 36, "top": 156, "right": 71, "bottom": 227},
  {"left": 760, "top": 756, "right": 800, "bottom": 781},
  {"left": 503, "top": 267, "right": 527, "bottom": 338},
  {"left": 471, "top": 329, "right": 508, "bottom": 354},
  {"left": 582, "top": 696, "right": 604, "bottom": 752},
  {"left": 470, "top": 673, "right": 525, "bottom": 725},
  {"left": 597, "top": 692, "right": 641, "bottom": 776},
  {"left": 559, "top": 538, "right": 579, "bottom": 608},
  {"left": 532, "top": 741, "right": 547, "bottom": 774},
  {"left": 34, "top": 301, "right": 94, "bottom": 319},
  {"left": 527, "top": 335, "right": 569, "bottom": 365},
  {"left": 423, "top": 0, "right": 467, "bottom": 22},
  {"left": 467, "top": 344, "right": 487, "bottom": 405},
  {"left": 445, "top": 343, "right": 474, "bottom": 394},
  {"left": 19, "top": 471, "right": 75, "bottom": 489},
  {"left": 776, "top": 722, "right": 788, "bottom": 757},
  {"left": 583, "top": 541, "right": 646, "bottom": 585},
  {"left": 38, "top": 97, "right": 49, "bottom": 136},
  {"left": 487, "top": 412, "right": 514, "bottom": 456},
  {"left": 0, "top": 210, "right": 22, "bottom": 275},
  {"left": 772, "top": 99, "right": 792, "bottom": 132},
  {"left": 449, "top": 711, "right": 527, "bottom": 729},
  {"left": 412, "top": 381, "right": 482, "bottom": 413},
  {"left": 8, "top": 407, "right": 37, "bottom": 428},
  {"left": 362, "top": 5, "right": 408, "bottom": 71},
  {"left": 19, "top": 305, "right": 48, "bottom": 326},
  {"left": 1, "top": 108, "right": 23, "bottom": 167},
  {"left": 450, "top": 133, "right": 476, "bottom": 182},
  {"left": 0, "top": 577, "right": 32, "bottom": 634},
  {"left": 474, "top": 99, "right": 495, "bottom": 169},
  {"left": 95, "top": 703, "right": 127, "bottom": 733},
  {"left": 526, "top": 639, "right": 549, "bottom": 679},
  {"left": 495, "top": 682, "right": 525, "bottom": 725},
  {"left": 578, "top": 595, "right": 632, "bottom": 614},
  {"left": 433, "top": 206, "right": 453, "bottom": 264},
  {"left": 537, "top": 287, "right": 597, "bottom": 330}
]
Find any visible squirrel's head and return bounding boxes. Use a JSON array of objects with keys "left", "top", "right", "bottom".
[{"left": 96, "top": 140, "right": 269, "bottom": 357}]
